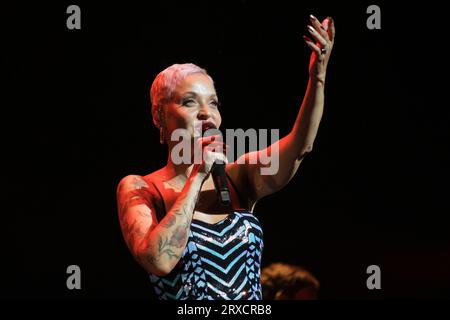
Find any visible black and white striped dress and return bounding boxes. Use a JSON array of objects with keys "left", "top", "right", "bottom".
[{"left": 149, "top": 210, "right": 264, "bottom": 300}]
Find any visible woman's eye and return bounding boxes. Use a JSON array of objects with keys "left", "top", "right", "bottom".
[
  {"left": 182, "top": 99, "right": 197, "bottom": 106},
  {"left": 210, "top": 100, "right": 219, "bottom": 108}
]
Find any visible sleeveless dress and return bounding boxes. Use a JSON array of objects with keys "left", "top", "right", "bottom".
[{"left": 148, "top": 176, "right": 264, "bottom": 300}]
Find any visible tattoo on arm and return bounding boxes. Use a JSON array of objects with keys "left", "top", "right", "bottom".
[
  {"left": 121, "top": 218, "right": 147, "bottom": 255},
  {"left": 137, "top": 209, "right": 152, "bottom": 218},
  {"left": 146, "top": 227, "right": 188, "bottom": 265},
  {"left": 117, "top": 177, "right": 158, "bottom": 257},
  {"left": 132, "top": 176, "right": 149, "bottom": 189},
  {"left": 152, "top": 237, "right": 180, "bottom": 263},
  {"left": 144, "top": 200, "right": 195, "bottom": 264},
  {"left": 119, "top": 174, "right": 203, "bottom": 269},
  {"left": 161, "top": 214, "right": 176, "bottom": 228}
]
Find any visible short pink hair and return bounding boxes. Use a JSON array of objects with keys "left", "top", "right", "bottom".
[{"left": 150, "top": 63, "right": 212, "bottom": 128}]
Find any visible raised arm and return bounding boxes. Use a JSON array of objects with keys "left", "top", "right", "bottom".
[{"left": 238, "top": 15, "right": 335, "bottom": 202}]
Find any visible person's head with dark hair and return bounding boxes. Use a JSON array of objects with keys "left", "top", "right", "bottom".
[{"left": 261, "top": 262, "right": 320, "bottom": 300}]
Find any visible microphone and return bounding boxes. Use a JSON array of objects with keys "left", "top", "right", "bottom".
[
  {"left": 203, "top": 127, "right": 231, "bottom": 207},
  {"left": 211, "top": 161, "right": 231, "bottom": 206}
]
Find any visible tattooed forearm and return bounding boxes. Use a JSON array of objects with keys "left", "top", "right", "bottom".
[
  {"left": 147, "top": 237, "right": 180, "bottom": 265},
  {"left": 147, "top": 231, "right": 186, "bottom": 264},
  {"left": 172, "top": 191, "right": 200, "bottom": 217},
  {"left": 161, "top": 214, "right": 176, "bottom": 228},
  {"left": 139, "top": 172, "right": 206, "bottom": 274},
  {"left": 169, "top": 226, "right": 189, "bottom": 247},
  {"left": 117, "top": 171, "right": 206, "bottom": 275},
  {"left": 143, "top": 206, "right": 192, "bottom": 264}
]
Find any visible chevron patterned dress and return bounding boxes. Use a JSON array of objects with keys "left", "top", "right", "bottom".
[{"left": 149, "top": 210, "right": 264, "bottom": 300}]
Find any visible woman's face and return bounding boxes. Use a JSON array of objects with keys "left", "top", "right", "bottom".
[{"left": 163, "top": 73, "right": 222, "bottom": 143}]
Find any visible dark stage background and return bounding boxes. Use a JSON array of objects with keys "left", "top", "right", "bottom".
[{"left": 2, "top": 1, "right": 449, "bottom": 300}]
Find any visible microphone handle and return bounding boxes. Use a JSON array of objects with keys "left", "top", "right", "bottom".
[{"left": 211, "top": 162, "right": 231, "bottom": 206}]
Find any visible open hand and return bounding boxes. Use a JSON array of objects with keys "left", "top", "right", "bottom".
[{"left": 303, "top": 15, "right": 335, "bottom": 83}]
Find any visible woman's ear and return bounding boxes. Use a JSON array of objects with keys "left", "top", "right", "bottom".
[{"left": 152, "top": 105, "right": 161, "bottom": 128}]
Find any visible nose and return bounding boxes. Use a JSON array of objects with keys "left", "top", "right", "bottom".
[{"left": 197, "top": 103, "right": 212, "bottom": 120}]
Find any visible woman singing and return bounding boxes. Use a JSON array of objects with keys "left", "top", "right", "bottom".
[{"left": 117, "top": 15, "right": 335, "bottom": 300}]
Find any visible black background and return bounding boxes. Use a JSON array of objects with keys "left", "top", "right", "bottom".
[{"left": 2, "top": 1, "right": 449, "bottom": 300}]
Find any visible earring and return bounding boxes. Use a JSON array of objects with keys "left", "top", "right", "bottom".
[{"left": 159, "top": 127, "right": 165, "bottom": 144}]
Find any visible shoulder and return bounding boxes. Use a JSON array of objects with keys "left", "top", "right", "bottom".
[
  {"left": 143, "top": 168, "right": 166, "bottom": 185},
  {"left": 116, "top": 169, "right": 168, "bottom": 203},
  {"left": 118, "top": 166, "right": 167, "bottom": 192},
  {"left": 116, "top": 174, "right": 162, "bottom": 217},
  {"left": 117, "top": 174, "right": 150, "bottom": 195}
]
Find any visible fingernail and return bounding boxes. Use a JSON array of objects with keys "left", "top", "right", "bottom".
[
  {"left": 310, "top": 14, "right": 317, "bottom": 21},
  {"left": 307, "top": 25, "right": 315, "bottom": 33}
]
